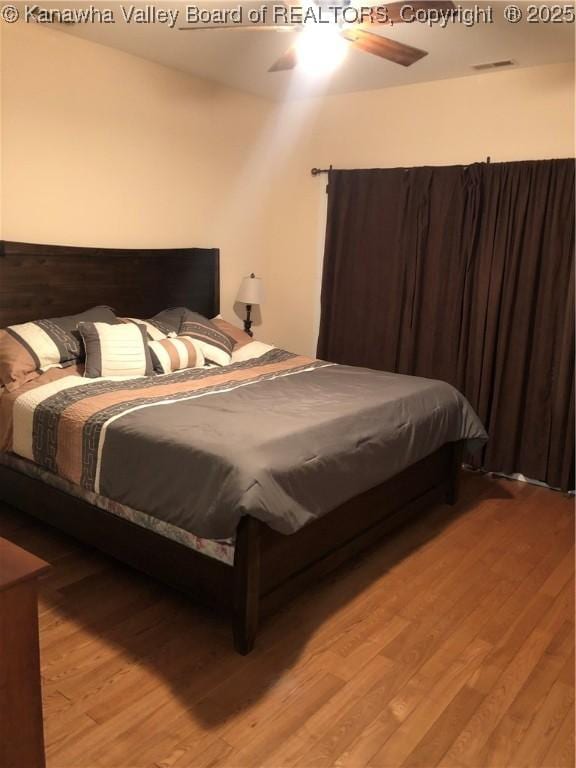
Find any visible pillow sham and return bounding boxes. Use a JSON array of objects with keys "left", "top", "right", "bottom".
[
  {"left": 120, "top": 317, "right": 175, "bottom": 341},
  {"left": 79, "top": 321, "right": 153, "bottom": 378},
  {"left": 179, "top": 313, "right": 235, "bottom": 366},
  {"left": 211, "top": 317, "right": 252, "bottom": 350},
  {"left": 121, "top": 307, "right": 201, "bottom": 340},
  {"left": 149, "top": 307, "right": 189, "bottom": 335},
  {"left": 148, "top": 336, "right": 205, "bottom": 374},
  {"left": 0, "top": 305, "right": 118, "bottom": 392},
  {"left": 231, "top": 341, "right": 275, "bottom": 363}
]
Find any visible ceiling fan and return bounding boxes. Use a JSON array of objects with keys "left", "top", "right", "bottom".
[{"left": 179, "top": 1, "right": 456, "bottom": 73}]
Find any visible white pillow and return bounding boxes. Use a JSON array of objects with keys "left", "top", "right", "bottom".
[
  {"left": 179, "top": 314, "right": 235, "bottom": 366},
  {"left": 231, "top": 342, "right": 275, "bottom": 363}
]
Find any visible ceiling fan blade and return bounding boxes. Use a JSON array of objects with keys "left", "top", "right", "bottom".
[
  {"left": 268, "top": 47, "right": 297, "bottom": 72},
  {"left": 341, "top": 28, "right": 427, "bottom": 66},
  {"left": 381, "top": 1, "right": 455, "bottom": 24}
]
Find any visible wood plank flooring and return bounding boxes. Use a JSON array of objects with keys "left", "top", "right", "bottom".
[{"left": 0, "top": 472, "right": 573, "bottom": 768}]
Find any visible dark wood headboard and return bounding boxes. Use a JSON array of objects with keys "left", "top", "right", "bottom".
[{"left": 0, "top": 241, "right": 220, "bottom": 327}]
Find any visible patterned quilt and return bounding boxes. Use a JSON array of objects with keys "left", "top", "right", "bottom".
[{"left": 0, "top": 349, "right": 487, "bottom": 539}]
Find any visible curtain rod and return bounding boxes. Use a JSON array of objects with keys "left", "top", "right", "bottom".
[{"left": 311, "top": 157, "right": 493, "bottom": 177}]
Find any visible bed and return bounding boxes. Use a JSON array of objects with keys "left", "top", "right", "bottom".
[{"left": 0, "top": 240, "right": 487, "bottom": 654}]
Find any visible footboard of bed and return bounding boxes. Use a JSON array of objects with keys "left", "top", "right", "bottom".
[
  {"left": 231, "top": 440, "right": 464, "bottom": 654},
  {"left": 0, "top": 462, "right": 235, "bottom": 611},
  {"left": 0, "top": 441, "right": 463, "bottom": 656}
]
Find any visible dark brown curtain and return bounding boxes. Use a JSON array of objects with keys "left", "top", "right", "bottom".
[{"left": 317, "top": 159, "right": 575, "bottom": 491}]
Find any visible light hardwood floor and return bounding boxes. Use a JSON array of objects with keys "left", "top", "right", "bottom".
[{"left": 0, "top": 472, "right": 573, "bottom": 768}]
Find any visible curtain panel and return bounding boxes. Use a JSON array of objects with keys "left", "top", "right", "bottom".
[{"left": 317, "top": 159, "right": 575, "bottom": 491}]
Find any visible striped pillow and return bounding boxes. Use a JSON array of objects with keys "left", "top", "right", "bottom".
[
  {"left": 179, "top": 313, "right": 235, "bottom": 366},
  {"left": 148, "top": 337, "right": 205, "bottom": 374},
  {"left": 0, "top": 306, "right": 118, "bottom": 391},
  {"left": 79, "top": 322, "right": 153, "bottom": 378}
]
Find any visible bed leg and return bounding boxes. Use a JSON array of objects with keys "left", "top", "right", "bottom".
[
  {"left": 233, "top": 516, "right": 261, "bottom": 655},
  {"left": 446, "top": 441, "right": 464, "bottom": 505}
]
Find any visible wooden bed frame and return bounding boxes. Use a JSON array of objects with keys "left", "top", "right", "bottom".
[{"left": 0, "top": 240, "right": 463, "bottom": 654}]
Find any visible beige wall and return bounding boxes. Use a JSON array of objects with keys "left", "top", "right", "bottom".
[
  {"left": 0, "top": 22, "right": 274, "bottom": 331},
  {"left": 1, "top": 25, "right": 573, "bottom": 353},
  {"left": 260, "top": 61, "right": 575, "bottom": 355}
]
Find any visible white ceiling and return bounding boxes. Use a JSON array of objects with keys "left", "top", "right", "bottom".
[{"left": 36, "top": 1, "right": 575, "bottom": 100}]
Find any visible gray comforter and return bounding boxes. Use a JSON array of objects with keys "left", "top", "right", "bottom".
[{"left": 9, "top": 349, "right": 487, "bottom": 539}]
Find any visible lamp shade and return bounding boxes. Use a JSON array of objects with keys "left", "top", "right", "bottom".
[{"left": 236, "top": 274, "right": 264, "bottom": 305}]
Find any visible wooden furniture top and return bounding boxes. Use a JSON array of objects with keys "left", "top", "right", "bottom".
[
  {"left": 0, "top": 537, "right": 50, "bottom": 592},
  {"left": 0, "top": 241, "right": 220, "bottom": 328}
]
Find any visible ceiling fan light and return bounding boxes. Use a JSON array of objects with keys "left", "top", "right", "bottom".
[{"left": 295, "top": 26, "right": 348, "bottom": 76}]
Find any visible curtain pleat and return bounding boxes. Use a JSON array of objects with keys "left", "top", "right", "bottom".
[{"left": 317, "top": 159, "right": 575, "bottom": 491}]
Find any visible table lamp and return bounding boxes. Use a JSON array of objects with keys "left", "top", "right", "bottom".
[{"left": 236, "top": 273, "right": 264, "bottom": 337}]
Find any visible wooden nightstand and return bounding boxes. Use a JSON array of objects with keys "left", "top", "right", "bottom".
[{"left": 0, "top": 536, "right": 50, "bottom": 768}]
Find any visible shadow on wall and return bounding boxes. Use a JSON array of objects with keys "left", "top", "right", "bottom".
[
  {"left": 0, "top": 472, "right": 513, "bottom": 763},
  {"left": 232, "top": 301, "right": 262, "bottom": 335}
]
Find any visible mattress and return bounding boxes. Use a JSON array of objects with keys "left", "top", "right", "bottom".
[
  {"left": 0, "top": 451, "right": 235, "bottom": 564},
  {"left": 0, "top": 345, "right": 487, "bottom": 541}
]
